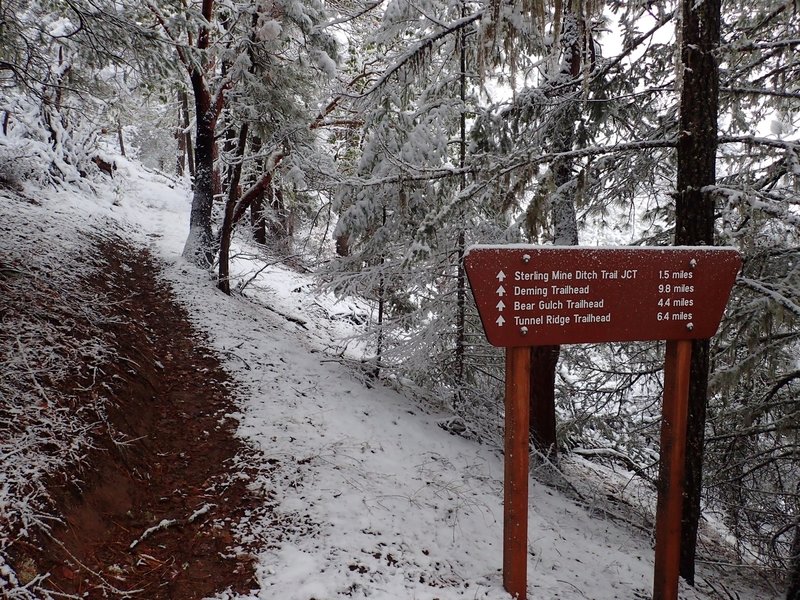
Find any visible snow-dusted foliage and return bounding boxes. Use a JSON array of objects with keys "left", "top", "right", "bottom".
[
  {"left": 691, "top": 1, "right": 800, "bottom": 576},
  {"left": 707, "top": 167, "right": 800, "bottom": 573},
  {"left": 0, "top": 1, "right": 167, "bottom": 185},
  {"left": 0, "top": 95, "right": 109, "bottom": 186},
  {"left": 142, "top": 0, "right": 341, "bottom": 266},
  {"left": 324, "top": 0, "right": 676, "bottom": 429},
  {"left": 215, "top": 0, "right": 340, "bottom": 217},
  {"left": 323, "top": 1, "right": 510, "bottom": 432}
]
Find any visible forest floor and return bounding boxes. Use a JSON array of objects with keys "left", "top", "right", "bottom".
[{"left": 3, "top": 229, "right": 260, "bottom": 598}]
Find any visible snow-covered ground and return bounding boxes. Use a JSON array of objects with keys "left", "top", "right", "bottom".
[{"left": 3, "top": 159, "right": 781, "bottom": 599}]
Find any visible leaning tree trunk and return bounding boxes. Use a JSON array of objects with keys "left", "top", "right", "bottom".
[{"left": 675, "top": 0, "right": 721, "bottom": 586}]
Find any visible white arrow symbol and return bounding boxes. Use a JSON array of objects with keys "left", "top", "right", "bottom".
[
  {"left": 496, "top": 300, "right": 506, "bottom": 311},
  {"left": 496, "top": 270, "right": 506, "bottom": 281},
  {"left": 496, "top": 315, "right": 506, "bottom": 326},
  {"left": 496, "top": 285, "right": 506, "bottom": 296}
]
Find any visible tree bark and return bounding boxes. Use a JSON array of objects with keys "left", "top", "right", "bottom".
[
  {"left": 530, "top": 345, "right": 559, "bottom": 454},
  {"left": 182, "top": 70, "right": 218, "bottom": 266},
  {"left": 182, "top": 0, "right": 220, "bottom": 266},
  {"left": 267, "top": 185, "right": 294, "bottom": 253},
  {"left": 675, "top": 0, "right": 721, "bottom": 586},
  {"left": 117, "top": 118, "right": 126, "bottom": 157},
  {"left": 248, "top": 137, "right": 268, "bottom": 245},
  {"left": 176, "top": 91, "right": 186, "bottom": 176},
  {"left": 335, "top": 233, "right": 350, "bottom": 257},
  {"left": 455, "top": 0, "right": 468, "bottom": 399},
  {"left": 250, "top": 191, "right": 267, "bottom": 245}
]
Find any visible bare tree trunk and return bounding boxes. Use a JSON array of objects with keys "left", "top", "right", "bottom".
[
  {"left": 267, "top": 185, "right": 293, "bottom": 253},
  {"left": 335, "top": 234, "right": 350, "bottom": 257},
  {"left": 454, "top": 0, "right": 468, "bottom": 404},
  {"left": 530, "top": 345, "right": 559, "bottom": 454},
  {"left": 54, "top": 46, "right": 66, "bottom": 114},
  {"left": 44, "top": 46, "right": 71, "bottom": 148},
  {"left": 250, "top": 190, "right": 267, "bottom": 244},
  {"left": 218, "top": 123, "right": 248, "bottom": 294},
  {"left": 248, "top": 136, "right": 268, "bottom": 244},
  {"left": 675, "top": 0, "right": 721, "bottom": 586},
  {"left": 374, "top": 206, "right": 387, "bottom": 378},
  {"left": 788, "top": 520, "right": 800, "bottom": 600},
  {"left": 176, "top": 92, "right": 186, "bottom": 176},
  {"left": 182, "top": 0, "right": 220, "bottom": 266},
  {"left": 374, "top": 274, "right": 385, "bottom": 377},
  {"left": 117, "top": 118, "right": 126, "bottom": 157}
]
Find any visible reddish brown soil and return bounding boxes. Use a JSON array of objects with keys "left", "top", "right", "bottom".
[{"left": 9, "top": 240, "right": 260, "bottom": 598}]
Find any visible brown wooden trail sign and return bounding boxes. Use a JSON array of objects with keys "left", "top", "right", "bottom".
[
  {"left": 463, "top": 246, "right": 741, "bottom": 600},
  {"left": 465, "top": 246, "right": 741, "bottom": 347}
]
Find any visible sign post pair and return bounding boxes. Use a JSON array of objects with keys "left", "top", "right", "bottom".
[{"left": 464, "top": 246, "right": 741, "bottom": 600}]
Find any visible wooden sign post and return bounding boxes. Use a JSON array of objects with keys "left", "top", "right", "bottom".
[
  {"left": 653, "top": 339, "right": 692, "bottom": 600},
  {"left": 464, "top": 246, "right": 741, "bottom": 600},
  {"left": 503, "top": 346, "right": 530, "bottom": 598}
]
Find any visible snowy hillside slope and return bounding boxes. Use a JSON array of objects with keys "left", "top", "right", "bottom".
[{"left": 2, "top": 159, "right": 781, "bottom": 599}]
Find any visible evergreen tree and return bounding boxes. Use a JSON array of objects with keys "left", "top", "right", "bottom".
[
  {"left": 145, "top": 0, "right": 337, "bottom": 267},
  {"left": 672, "top": 0, "right": 721, "bottom": 585},
  {"left": 703, "top": 1, "right": 800, "bottom": 589},
  {"left": 0, "top": 1, "right": 167, "bottom": 182},
  {"left": 328, "top": 0, "right": 496, "bottom": 395}
]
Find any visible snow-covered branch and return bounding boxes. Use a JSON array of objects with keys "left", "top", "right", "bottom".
[
  {"left": 312, "top": 1, "right": 382, "bottom": 33},
  {"left": 572, "top": 447, "right": 653, "bottom": 483},
  {"left": 722, "top": 87, "right": 800, "bottom": 100},
  {"left": 129, "top": 503, "right": 214, "bottom": 550},
  {"left": 737, "top": 278, "right": 800, "bottom": 319},
  {"left": 354, "top": 9, "right": 485, "bottom": 99},
  {"left": 346, "top": 137, "right": 678, "bottom": 189},
  {"left": 719, "top": 135, "right": 800, "bottom": 151},
  {"left": 722, "top": 38, "right": 800, "bottom": 53},
  {"left": 492, "top": 137, "right": 678, "bottom": 182},
  {"left": 712, "top": 185, "right": 800, "bottom": 227}
]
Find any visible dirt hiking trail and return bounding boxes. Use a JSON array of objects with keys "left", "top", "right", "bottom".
[{"left": 8, "top": 237, "right": 259, "bottom": 599}]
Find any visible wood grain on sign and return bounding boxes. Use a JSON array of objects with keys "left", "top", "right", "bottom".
[{"left": 464, "top": 246, "right": 741, "bottom": 347}]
